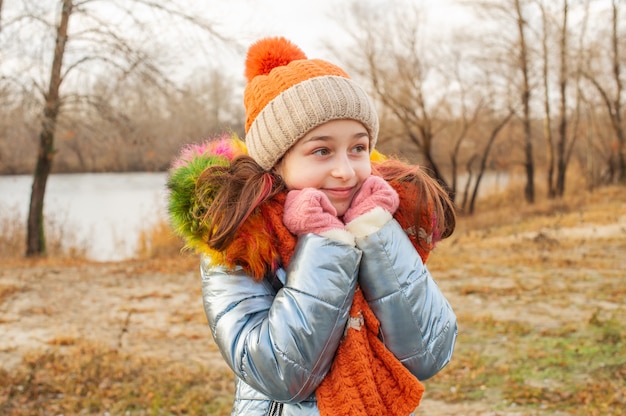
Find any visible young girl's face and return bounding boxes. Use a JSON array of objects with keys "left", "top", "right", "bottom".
[{"left": 275, "top": 119, "right": 372, "bottom": 217}]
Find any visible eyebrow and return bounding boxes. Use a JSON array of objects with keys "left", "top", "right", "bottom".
[
  {"left": 302, "top": 135, "right": 331, "bottom": 143},
  {"left": 302, "top": 131, "right": 369, "bottom": 144}
]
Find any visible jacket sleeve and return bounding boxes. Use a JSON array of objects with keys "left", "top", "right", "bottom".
[
  {"left": 356, "top": 218, "right": 458, "bottom": 380},
  {"left": 201, "top": 234, "right": 361, "bottom": 402}
]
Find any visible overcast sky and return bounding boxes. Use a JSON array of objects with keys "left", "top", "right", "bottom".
[
  {"left": 0, "top": 0, "right": 474, "bottom": 90},
  {"left": 195, "top": 0, "right": 472, "bottom": 78}
]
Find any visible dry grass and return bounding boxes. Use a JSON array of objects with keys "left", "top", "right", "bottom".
[
  {"left": 420, "top": 184, "right": 626, "bottom": 415},
  {"left": 135, "top": 219, "right": 185, "bottom": 260},
  {"left": 0, "top": 205, "right": 88, "bottom": 260},
  {"left": 461, "top": 181, "right": 615, "bottom": 231},
  {"left": 0, "top": 207, "right": 26, "bottom": 259},
  {"left": 0, "top": 340, "right": 234, "bottom": 416}
]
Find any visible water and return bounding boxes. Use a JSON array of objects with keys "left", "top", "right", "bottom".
[
  {"left": 0, "top": 172, "right": 169, "bottom": 262},
  {"left": 0, "top": 171, "right": 510, "bottom": 262}
]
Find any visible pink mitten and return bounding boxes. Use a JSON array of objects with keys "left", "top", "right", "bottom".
[
  {"left": 343, "top": 175, "right": 400, "bottom": 224},
  {"left": 283, "top": 188, "right": 345, "bottom": 236}
]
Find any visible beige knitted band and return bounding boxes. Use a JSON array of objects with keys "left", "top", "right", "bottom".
[{"left": 245, "top": 75, "right": 379, "bottom": 170}]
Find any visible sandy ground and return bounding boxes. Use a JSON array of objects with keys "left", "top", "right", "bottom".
[
  {"left": 0, "top": 261, "right": 218, "bottom": 371},
  {"left": 1, "top": 202, "right": 625, "bottom": 415},
  {"left": 0, "top": 260, "right": 500, "bottom": 415}
]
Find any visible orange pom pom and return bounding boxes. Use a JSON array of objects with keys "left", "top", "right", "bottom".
[{"left": 245, "top": 36, "right": 307, "bottom": 82}]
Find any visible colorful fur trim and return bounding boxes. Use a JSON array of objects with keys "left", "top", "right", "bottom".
[{"left": 167, "top": 134, "right": 245, "bottom": 261}]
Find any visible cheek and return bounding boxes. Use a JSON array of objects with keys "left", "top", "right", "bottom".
[
  {"left": 355, "top": 160, "right": 372, "bottom": 178},
  {"left": 284, "top": 174, "right": 319, "bottom": 190},
  {"left": 280, "top": 159, "right": 320, "bottom": 190}
]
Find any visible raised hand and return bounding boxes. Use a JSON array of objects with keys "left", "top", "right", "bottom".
[
  {"left": 343, "top": 175, "right": 399, "bottom": 224},
  {"left": 283, "top": 188, "right": 346, "bottom": 236}
]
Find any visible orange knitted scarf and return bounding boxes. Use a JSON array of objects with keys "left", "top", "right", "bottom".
[{"left": 225, "top": 181, "right": 429, "bottom": 416}]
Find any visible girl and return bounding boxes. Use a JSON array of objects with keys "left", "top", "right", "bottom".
[{"left": 167, "top": 37, "right": 457, "bottom": 416}]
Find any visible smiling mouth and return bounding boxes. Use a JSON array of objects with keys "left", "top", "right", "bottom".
[{"left": 324, "top": 187, "right": 355, "bottom": 198}]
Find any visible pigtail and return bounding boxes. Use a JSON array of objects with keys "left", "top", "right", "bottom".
[
  {"left": 373, "top": 159, "right": 456, "bottom": 248},
  {"left": 197, "top": 155, "right": 286, "bottom": 251}
]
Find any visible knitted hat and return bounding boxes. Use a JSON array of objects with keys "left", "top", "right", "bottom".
[{"left": 243, "top": 37, "right": 379, "bottom": 170}]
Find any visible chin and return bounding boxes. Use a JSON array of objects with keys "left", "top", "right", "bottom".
[{"left": 335, "top": 206, "right": 349, "bottom": 217}]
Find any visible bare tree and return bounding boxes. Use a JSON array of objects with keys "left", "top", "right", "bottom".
[
  {"left": 26, "top": 0, "right": 73, "bottom": 257},
  {"left": 572, "top": 1, "right": 595, "bottom": 189},
  {"left": 553, "top": 0, "right": 592, "bottom": 197},
  {"left": 442, "top": 43, "right": 487, "bottom": 202},
  {"left": 463, "top": 109, "right": 515, "bottom": 214},
  {"left": 554, "top": 0, "right": 569, "bottom": 196},
  {"left": 538, "top": 0, "right": 584, "bottom": 198},
  {"left": 583, "top": 1, "right": 625, "bottom": 184},
  {"left": 466, "top": 0, "right": 538, "bottom": 202},
  {"left": 454, "top": 50, "right": 519, "bottom": 212},
  {"left": 1, "top": 0, "right": 236, "bottom": 257},
  {"left": 514, "top": 0, "right": 536, "bottom": 203},
  {"left": 577, "top": 92, "right": 612, "bottom": 187},
  {"left": 538, "top": 1, "right": 557, "bottom": 197}
]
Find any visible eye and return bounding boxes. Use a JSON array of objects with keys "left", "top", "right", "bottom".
[
  {"left": 351, "top": 142, "right": 369, "bottom": 154},
  {"left": 312, "top": 148, "right": 331, "bottom": 156}
]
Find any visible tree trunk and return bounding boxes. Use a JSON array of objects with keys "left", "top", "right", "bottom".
[
  {"left": 515, "top": 0, "right": 535, "bottom": 203},
  {"left": 555, "top": 0, "right": 569, "bottom": 197},
  {"left": 610, "top": 1, "right": 625, "bottom": 183},
  {"left": 461, "top": 155, "right": 477, "bottom": 213},
  {"left": 450, "top": 97, "right": 483, "bottom": 205},
  {"left": 540, "top": 3, "right": 556, "bottom": 198},
  {"left": 424, "top": 138, "right": 453, "bottom": 199},
  {"left": 26, "top": 0, "right": 73, "bottom": 257},
  {"left": 469, "top": 110, "right": 514, "bottom": 214}
]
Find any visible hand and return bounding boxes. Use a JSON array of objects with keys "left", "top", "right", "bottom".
[
  {"left": 283, "top": 188, "right": 345, "bottom": 236},
  {"left": 343, "top": 175, "right": 399, "bottom": 224}
]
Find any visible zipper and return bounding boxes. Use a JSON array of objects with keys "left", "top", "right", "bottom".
[{"left": 267, "top": 400, "right": 283, "bottom": 416}]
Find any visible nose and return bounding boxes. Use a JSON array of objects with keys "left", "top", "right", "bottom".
[{"left": 331, "top": 153, "right": 356, "bottom": 179}]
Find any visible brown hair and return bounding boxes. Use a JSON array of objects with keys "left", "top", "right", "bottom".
[
  {"left": 373, "top": 159, "right": 456, "bottom": 242},
  {"left": 197, "top": 154, "right": 455, "bottom": 252},
  {"left": 197, "top": 155, "right": 286, "bottom": 251}
]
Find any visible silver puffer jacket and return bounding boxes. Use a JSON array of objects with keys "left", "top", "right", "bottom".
[{"left": 201, "top": 219, "right": 458, "bottom": 416}]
